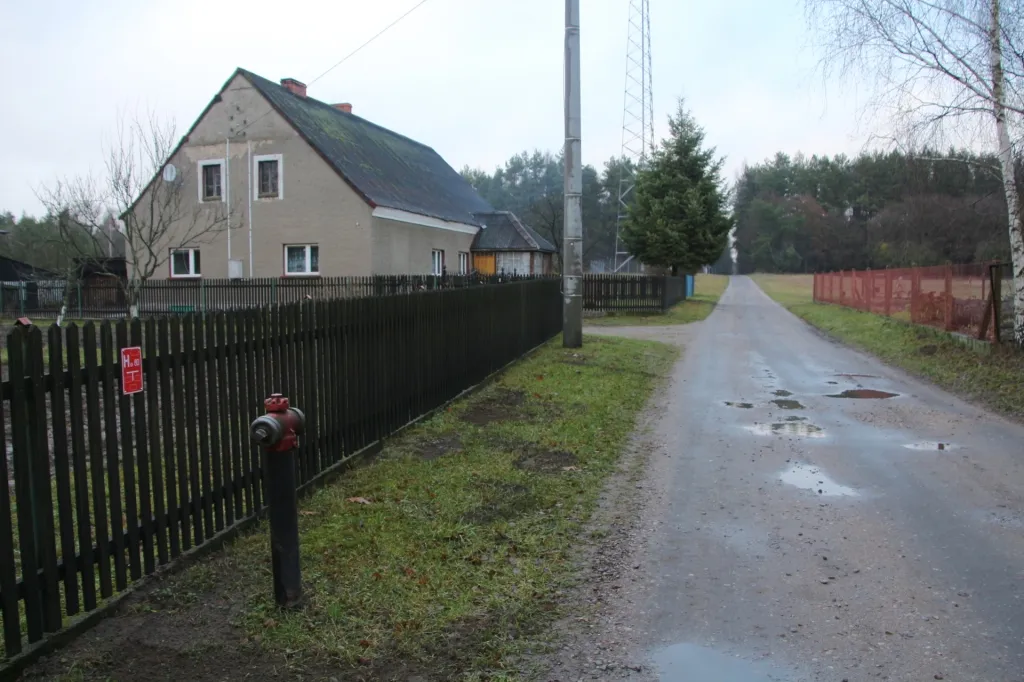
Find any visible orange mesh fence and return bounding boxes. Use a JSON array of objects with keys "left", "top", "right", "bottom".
[{"left": 813, "top": 263, "right": 1007, "bottom": 342}]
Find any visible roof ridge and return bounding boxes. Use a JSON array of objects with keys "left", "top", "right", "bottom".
[
  {"left": 506, "top": 212, "right": 540, "bottom": 249},
  {"left": 239, "top": 69, "right": 438, "bottom": 154}
]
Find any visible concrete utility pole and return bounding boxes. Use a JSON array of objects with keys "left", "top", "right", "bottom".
[{"left": 563, "top": 0, "right": 584, "bottom": 348}]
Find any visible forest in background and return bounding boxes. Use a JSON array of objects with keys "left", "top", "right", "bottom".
[{"left": 734, "top": 150, "right": 1018, "bottom": 274}]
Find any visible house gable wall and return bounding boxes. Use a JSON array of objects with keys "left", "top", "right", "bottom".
[{"left": 129, "top": 72, "right": 373, "bottom": 279}]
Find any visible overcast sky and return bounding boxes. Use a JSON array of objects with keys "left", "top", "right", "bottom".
[{"left": 0, "top": 0, "right": 875, "bottom": 216}]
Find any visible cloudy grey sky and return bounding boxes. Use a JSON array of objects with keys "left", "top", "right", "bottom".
[{"left": 0, "top": 0, "right": 873, "bottom": 216}]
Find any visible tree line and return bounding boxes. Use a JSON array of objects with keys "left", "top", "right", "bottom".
[
  {"left": 734, "top": 150, "right": 1018, "bottom": 274},
  {"left": 462, "top": 101, "right": 732, "bottom": 275}
]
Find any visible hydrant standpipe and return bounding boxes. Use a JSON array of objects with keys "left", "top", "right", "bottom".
[{"left": 250, "top": 393, "right": 305, "bottom": 609}]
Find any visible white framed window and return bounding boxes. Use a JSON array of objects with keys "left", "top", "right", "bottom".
[
  {"left": 284, "top": 244, "right": 319, "bottom": 276},
  {"left": 198, "top": 160, "right": 225, "bottom": 202},
  {"left": 170, "top": 248, "right": 201, "bottom": 278},
  {"left": 431, "top": 249, "right": 445, "bottom": 276},
  {"left": 458, "top": 251, "right": 470, "bottom": 274},
  {"left": 253, "top": 153, "right": 283, "bottom": 200}
]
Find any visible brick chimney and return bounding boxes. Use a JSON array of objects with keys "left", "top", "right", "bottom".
[
  {"left": 333, "top": 103, "right": 353, "bottom": 113},
  {"left": 280, "top": 78, "right": 307, "bottom": 97}
]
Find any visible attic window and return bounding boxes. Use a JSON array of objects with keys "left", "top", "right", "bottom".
[{"left": 254, "top": 154, "right": 283, "bottom": 199}]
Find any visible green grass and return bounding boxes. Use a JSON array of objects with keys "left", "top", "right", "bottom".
[
  {"left": 753, "top": 274, "right": 1024, "bottom": 421},
  {"left": 586, "top": 273, "right": 730, "bottom": 327},
  {"left": 47, "top": 334, "right": 677, "bottom": 680}
]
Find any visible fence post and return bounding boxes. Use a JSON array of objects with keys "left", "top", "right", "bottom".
[
  {"left": 910, "top": 269, "right": 921, "bottom": 322},
  {"left": 661, "top": 276, "right": 670, "bottom": 312},
  {"left": 992, "top": 265, "right": 1002, "bottom": 344},
  {"left": 944, "top": 265, "right": 954, "bottom": 331},
  {"left": 884, "top": 270, "right": 892, "bottom": 317},
  {"left": 839, "top": 271, "right": 846, "bottom": 305},
  {"left": 864, "top": 270, "right": 872, "bottom": 311}
]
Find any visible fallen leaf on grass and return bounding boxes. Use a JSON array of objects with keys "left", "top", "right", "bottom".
[
  {"left": 346, "top": 497, "right": 372, "bottom": 505},
  {"left": 562, "top": 466, "right": 581, "bottom": 472}
]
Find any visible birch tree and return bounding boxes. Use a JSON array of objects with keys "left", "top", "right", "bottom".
[
  {"left": 805, "top": 0, "right": 1024, "bottom": 343},
  {"left": 39, "top": 110, "right": 232, "bottom": 317}
]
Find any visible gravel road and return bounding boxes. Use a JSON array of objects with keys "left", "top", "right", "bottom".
[{"left": 546, "top": 276, "right": 1024, "bottom": 682}]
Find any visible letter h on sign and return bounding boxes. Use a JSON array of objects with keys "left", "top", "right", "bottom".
[{"left": 121, "top": 346, "right": 144, "bottom": 395}]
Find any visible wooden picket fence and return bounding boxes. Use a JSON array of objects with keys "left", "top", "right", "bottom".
[{"left": 0, "top": 278, "right": 562, "bottom": 660}]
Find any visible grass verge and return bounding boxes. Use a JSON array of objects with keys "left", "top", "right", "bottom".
[
  {"left": 752, "top": 273, "right": 1024, "bottom": 421},
  {"left": 31, "top": 334, "right": 677, "bottom": 682},
  {"left": 585, "top": 273, "right": 729, "bottom": 327}
]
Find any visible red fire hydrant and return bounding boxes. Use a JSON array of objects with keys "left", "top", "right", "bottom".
[{"left": 250, "top": 394, "right": 305, "bottom": 609}]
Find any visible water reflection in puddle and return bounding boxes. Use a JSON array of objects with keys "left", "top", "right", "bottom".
[
  {"left": 904, "top": 441, "right": 956, "bottom": 451},
  {"left": 652, "top": 643, "right": 784, "bottom": 682},
  {"left": 746, "top": 423, "right": 825, "bottom": 438},
  {"left": 779, "top": 463, "right": 858, "bottom": 496}
]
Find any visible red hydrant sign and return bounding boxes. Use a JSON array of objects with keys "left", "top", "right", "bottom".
[{"left": 121, "top": 346, "right": 143, "bottom": 395}]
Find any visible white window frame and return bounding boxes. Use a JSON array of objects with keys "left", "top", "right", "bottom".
[
  {"left": 198, "top": 159, "right": 225, "bottom": 202},
  {"left": 458, "top": 251, "right": 470, "bottom": 274},
  {"left": 169, "top": 248, "right": 201, "bottom": 279},
  {"left": 284, "top": 244, "right": 319, "bottom": 277},
  {"left": 431, "top": 249, "right": 445, "bottom": 276},
  {"left": 253, "top": 153, "right": 284, "bottom": 200}
]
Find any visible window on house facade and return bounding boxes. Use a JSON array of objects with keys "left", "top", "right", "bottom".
[
  {"left": 199, "top": 161, "right": 223, "bottom": 201},
  {"left": 458, "top": 251, "right": 470, "bottom": 275},
  {"left": 285, "top": 244, "right": 319, "bottom": 276},
  {"left": 431, "top": 249, "right": 445, "bottom": 276},
  {"left": 170, "top": 248, "right": 201, "bottom": 278},
  {"left": 497, "top": 252, "right": 530, "bottom": 275},
  {"left": 254, "top": 154, "right": 283, "bottom": 199}
]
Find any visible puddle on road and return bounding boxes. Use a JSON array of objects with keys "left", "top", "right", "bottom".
[
  {"left": 827, "top": 389, "right": 898, "bottom": 399},
  {"left": 725, "top": 401, "right": 754, "bottom": 409},
  {"left": 745, "top": 423, "right": 825, "bottom": 438},
  {"left": 780, "top": 463, "right": 858, "bottom": 496},
  {"left": 771, "top": 398, "right": 804, "bottom": 409},
  {"left": 835, "top": 373, "right": 879, "bottom": 379},
  {"left": 904, "top": 441, "right": 956, "bottom": 451},
  {"left": 652, "top": 643, "right": 784, "bottom": 682},
  {"left": 772, "top": 389, "right": 793, "bottom": 397}
]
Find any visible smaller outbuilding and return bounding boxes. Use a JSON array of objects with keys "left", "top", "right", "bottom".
[{"left": 470, "top": 211, "right": 557, "bottom": 275}]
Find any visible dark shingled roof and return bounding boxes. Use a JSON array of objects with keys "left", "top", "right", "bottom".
[
  {"left": 241, "top": 70, "right": 494, "bottom": 226},
  {"left": 0, "top": 256, "right": 55, "bottom": 281},
  {"left": 470, "top": 211, "right": 557, "bottom": 253}
]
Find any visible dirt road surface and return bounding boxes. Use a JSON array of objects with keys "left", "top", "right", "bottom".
[{"left": 551, "top": 276, "right": 1024, "bottom": 682}]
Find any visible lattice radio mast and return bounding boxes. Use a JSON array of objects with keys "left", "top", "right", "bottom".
[{"left": 612, "top": 0, "right": 654, "bottom": 273}]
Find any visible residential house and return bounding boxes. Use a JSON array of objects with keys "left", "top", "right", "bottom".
[
  {"left": 470, "top": 212, "right": 557, "bottom": 275},
  {"left": 130, "top": 69, "right": 494, "bottom": 280}
]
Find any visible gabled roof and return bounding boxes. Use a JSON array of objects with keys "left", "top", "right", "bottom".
[
  {"left": 470, "top": 211, "right": 558, "bottom": 253},
  {"left": 240, "top": 70, "right": 493, "bottom": 226}
]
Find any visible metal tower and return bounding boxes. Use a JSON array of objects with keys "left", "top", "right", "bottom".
[{"left": 613, "top": 0, "right": 654, "bottom": 273}]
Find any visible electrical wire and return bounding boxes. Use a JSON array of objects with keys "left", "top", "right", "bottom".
[
  {"left": 308, "top": 0, "right": 433, "bottom": 86},
  {"left": 235, "top": 0, "right": 435, "bottom": 136}
]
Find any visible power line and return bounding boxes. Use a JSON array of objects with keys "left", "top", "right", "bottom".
[
  {"left": 309, "top": 0, "right": 434, "bottom": 86},
  {"left": 235, "top": 0, "right": 434, "bottom": 136}
]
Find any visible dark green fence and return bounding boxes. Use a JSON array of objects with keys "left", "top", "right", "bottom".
[
  {"left": 3, "top": 274, "right": 548, "bottom": 320},
  {"left": 0, "top": 278, "right": 562, "bottom": 659},
  {"left": 583, "top": 274, "right": 688, "bottom": 313}
]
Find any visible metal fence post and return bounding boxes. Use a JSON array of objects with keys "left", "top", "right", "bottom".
[{"left": 944, "top": 265, "right": 954, "bottom": 331}]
